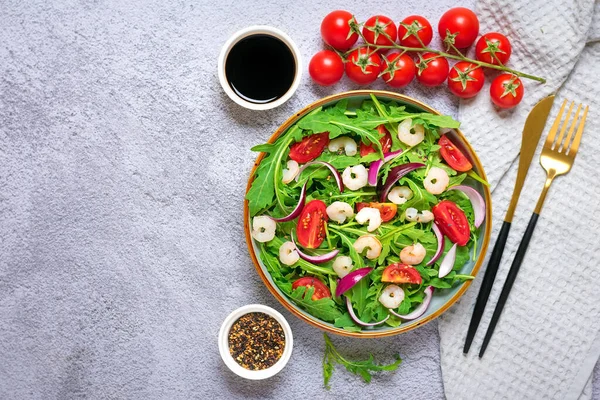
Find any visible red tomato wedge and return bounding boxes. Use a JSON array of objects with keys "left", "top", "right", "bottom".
[
  {"left": 382, "top": 263, "right": 422, "bottom": 284},
  {"left": 439, "top": 135, "right": 473, "bottom": 172},
  {"left": 368, "top": 203, "right": 397, "bottom": 222},
  {"left": 289, "top": 132, "right": 329, "bottom": 163},
  {"left": 359, "top": 125, "right": 392, "bottom": 156},
  {"left": 432, "top": 200, "right": 470, "bottom": 246},
  {"left": 292, "top": 277, "right": 331, "bottom": 300},
  {"left": 296, "top": 200, "right": 328, "bottom": 248}
]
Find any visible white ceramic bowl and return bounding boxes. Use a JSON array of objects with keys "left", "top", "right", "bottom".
[
  {"left": 217, "top": 25, "right": 302, "bottom": 111},
  {"left": 218, "top": 304, "right": 293, "bottom": 379}
]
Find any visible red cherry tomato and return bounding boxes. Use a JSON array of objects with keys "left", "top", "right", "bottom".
[
  {"left": 415, "top": 52, "right": 449, "bottom": 87},
  {"left": 362, "top": 15, "right": 397, "bottom": 47},
  {"left": 296, "top": 200, "right": 328, "bottom": 249},
  {"left": 320, "top": 10, "right": 359, "bottom": 51},
  {"left": 475, "top": 32, "right": 512, "bottom": 65},
  {"left": 398, "top": 15, "right": 433, "bottom": 47},
  {"left": 490, "top": 74, "right": 524, "bottom": 109},
  {"left": 438, "top": 135, "right": 473, "bottom": 172},
  {"left": 438, "top": 7, "right": 480, "bottom": 48},
  {"left": 381, "top": 52, "right": 416, "bottom": 88},
  {"left": 355, "top": 202, "right": 369, "bottom": 213},
  {"left": 359, "top": 124, "right": 392, "bottom": 156},
  {"left": 292, "top": 277, "right": 331, "bottom": 300},
  {"left": 345, "top": 48, "right": 382, "bottom": 85},
  {"left": 309, "top": 50, "right": 344, "bottom": 86},
  {"left": 382, "top": 263, "right": 422, "bottom": 284},
  {"left": 368, "top": 203, "right": 398, "bottom": 222},
  {"left": 289, "top": 132, "right": 329, "bottom": 163},
  {"left": 447, "top": 61, "right": 485, "bottom": 98},
  {"left": 432, "top": 200, "right": 470, "bottom": 246}
]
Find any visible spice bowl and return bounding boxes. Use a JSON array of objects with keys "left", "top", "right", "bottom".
[{"left": 218, "top": 304, "right": 293, "bottom": 380}]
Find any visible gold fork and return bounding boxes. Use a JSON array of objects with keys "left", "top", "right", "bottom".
[{"left": 479, "top": 99, "right": 589, "bottom": 357}]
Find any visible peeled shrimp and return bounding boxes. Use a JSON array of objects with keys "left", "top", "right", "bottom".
[
  {"left": 282, "top": 160, "right": 300, "bottom": 184},
  {"left": 405, "top": 208, "right": 435, "bottom": 223},
  {"left": 342, "top": 165, "right": 369, "bottom": 191},
  {"left": 326, "top": 201, "right": 354, "bottom": 224},
  {"left": 379, "top": 284, "right": 405, "bottom": 309},
  {"left": 251, "top": 216, "right": 276, "bottom": 242},
  {"left": 332, "top": 256, "right": 353, "bottom": 278},
  {"left": 423, "top": 167, "right": 449, "bottom": 194},
  {"left": 355, "top": 207, "right": 382, "bottom": 232},
  {"left": 387, "top": 186, "right": 413, "bottom": 205},
  {"left": 279, "top": 241, "right": 299, "bottom": 266},
  {"left": 353, "top": 235, "right": 382, "bottom": 260},
  {"left": 400, "top": 243, "right": 426, "bottom": 265},
  {"left": 398, "top": 119, "right": 425, "bottom": 146},
  {"left": 328, "top": 136, "right": 358, "bottom": 156}
]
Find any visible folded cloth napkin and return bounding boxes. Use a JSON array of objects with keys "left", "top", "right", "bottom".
[{"left": 438, "top": 0, "right": 600, "bottom": 399}]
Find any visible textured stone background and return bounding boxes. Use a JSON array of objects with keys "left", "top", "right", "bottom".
[{"left": 0, "top": 0, "right": 598, "bottom": 398}]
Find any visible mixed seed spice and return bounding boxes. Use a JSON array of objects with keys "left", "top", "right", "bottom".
[{"left": 228, "top": 312, "right": 285, "bottom": 370}]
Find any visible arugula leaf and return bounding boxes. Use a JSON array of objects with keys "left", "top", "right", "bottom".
[
  {"left": 330, "top": 121, "right": 384, "bottom": 158},
  {"left": 333, "top": 313, "right": 361, "bottom": 332},
  {"left": 290, "top": 286, "right": 342, "bottom": 322}
]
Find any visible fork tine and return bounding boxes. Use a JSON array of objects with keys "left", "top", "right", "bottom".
[
  {"left": 545, "top": 100, "right": 567, "bottom": 148},
  {"left": 553, "top": 101, "right": 574, "bottom": 150},
  {"left": 561, "top": 103, "right": 582, "bottom": 152},
  {"left": 567, "top": 105, "right": 589, "bottom": 156}
]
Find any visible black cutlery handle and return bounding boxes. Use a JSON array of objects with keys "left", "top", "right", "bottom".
[
  {"left": 479, "top": 213, "right": 540, "bottom": 358},
  {"left": 463, "top": 221, "right": 512, "bottom": 354}
]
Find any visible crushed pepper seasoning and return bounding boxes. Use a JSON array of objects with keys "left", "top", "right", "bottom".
[{"left": 228, "top": 312, "right": 285, "bottom": 370}]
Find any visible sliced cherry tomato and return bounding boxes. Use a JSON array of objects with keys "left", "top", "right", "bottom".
[
  {"left": 362, "top": 15, "right": 397, "bottom": 47},
  {"left": 447, "top": 62, "right": 485, "bottom": 99},
  {"left": 490, "top": 74, "right": 524, "bottom": 109},
  {"left": 320, "top": 10, "right": 359, "bottom": 51},
  {"left": 296, "top": 199, "right": 328, "bottom": 248},
  {"left": 432, "top": 200, "right": 470, "bottom": 246},
  {"left": 355, "top": 202, "right": 369, "bottom": 213},
  {"left": 398, "top": 15, "right": 433, "bottom": 47},
  {"left": 439, "top": 135, "right": 473, "bottom": 172},
  {"left": 438, "top": 7, "right": 480, "bottom": 49},
  {"left": 359, "top": 124, "right": 392, "bottom": 156},
  {"left": 475, "top": 32, "right": 511, "bottom": 65},
  {"left": 309, "top": 50, "right": 344, "bottom": 86},
  {"left": 382, "top": 263, "right": 422, "bottom": 284},
  {"left": 292, "top": 277, "right": 331, "bottom": 300},
  {"left": 368, "top": 203, "right": 397, "bottom": 222},
  {"left": 345, "top": 47, "right": 382, "bottom": 85},
  {"left": 289, "top": 132, "right": 329, "bottom": 163},
  {"left": 381, "top": 52, "right": 416, "bottom": 88},
  {"left": 415, "top": 52, "right": 449, "bottom": 87}
]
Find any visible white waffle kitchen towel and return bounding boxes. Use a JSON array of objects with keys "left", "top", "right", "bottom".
[{"left": 439, "top": 1, "right": 600, "bottom": 399}]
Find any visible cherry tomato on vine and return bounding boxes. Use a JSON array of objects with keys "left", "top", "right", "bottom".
[
  {"left": 415, "top": 52, "right": 449, "bottom": 87},
  {"left": 345, "top": 47, "right": 382, "bottom": 85},
  {"left": 439, "top": 135, "right": 473, "bottom": 172},
  {"left": 292, "top": 277, "right": 331, "bottom": 300},
  {"left": 381, "top": 52, "right": 416, "bottom": 88},
  {"left": 398, "top": 15, "right": 433, "bottom": 47},
  {"left": 447, "top": 61, "right": 485, "bottom": 98},
  {"left": 438, "top": 7, "right": 480, "bottom": 48},
  {"left": 475, "top": 32, "right": 512, "bottom": 65},
  {"left": 432, "top": 200, "right": 470, "bottom": 246},
  {"left": 296, "top": 200, "right": 328, "bottom": 249},
  {"left": 309, "top": 50, "right": 344, "bottom": 86},
  {"left": 359, "top": 125, "right": 392, "bottom": 156},
  {"left": 320, "top": 10, "right": 359, "bottom": 51},
  {"left": 490, "top": 74, "right": 524, "bottom": 109},
  {"left": 362, "top": 15, "right": 397, "bottom": 47},
  {"left": 289, "top": 132, "right": 329, "bottom": 163}
]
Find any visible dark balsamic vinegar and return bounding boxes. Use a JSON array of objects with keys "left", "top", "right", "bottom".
[{"left": 225, "top": 34, "right": 296, "bottom": 104}]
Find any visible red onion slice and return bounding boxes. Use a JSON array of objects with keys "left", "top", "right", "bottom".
[
  {"left": 367, "top": 150, "right": 403, "bottom": 186},
  {"left": 335, "top": 267, "right": 372, "bottom": 297},
  {"left": 346, "top": 296, "right": 390, "bottom": 327},
  {"left": 447, "top": 185, "right": 485, "bottom": 228},
  {"left": 270, "top": 183, "right": 307, "bottom": 223},
  {"left": 426, "top": 223, "right": 445, "bottom": 266},
  {"left": 389, "top": 286, "right": 434, "bottom": 320},
  {"left": 378, "top": 162, "right": 425, "bottom": 202},
  {"left": 290, "top": 232, "right": 339, "bottom": 264},
  {"left": 297, "top": 161, "right": 343, "bottom": 192},
  {"left": 438, "top": 243, "right": 457, "bottom": 278}
]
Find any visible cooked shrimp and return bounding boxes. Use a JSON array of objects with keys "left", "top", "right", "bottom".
[
  {"left": 387, "top": 186, "right": 413, "bottom": 205},
  {"left": 423, "top": 167, "right": 449, "bottom": 194},
  {"left": 328, "top": 136, "right": 358, "bottom": 156},
  {"left": 332, "top": 256, "right": 353, "bottom": 278},
  {"left": 251, "top": 216, "right": 276, "bottom": 242},
  {"left": 400, "top": 243, "right": 426, "bottom": 265},
  {"left": 342, "top": 165, "right": 369, "bottom": 191},
  {"left": 353, "top": 235, "right": 382, "bottom": 260},
  {"left": 379, "top": 284, "right": 405, "bottom": 309},
  {"left": 326, "top": 201, "right": 354, "bottom": 224},
  {"left": 279, "top": 241, "right": 299, "bottom": 266},
  {"left": 405, "top": 207, "right": 435, "bottom": 223},
  {"left": 282, "top": 160, "right": 300, "bottom": 184},
  {"left": 355, "top": 207, "right": 382, "bottom": 232},
  {"left": 398, "top": 119, "right": 425, "bottom": 146}
]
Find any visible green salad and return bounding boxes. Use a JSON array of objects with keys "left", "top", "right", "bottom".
[{"left": 246, "top": 94, "right": 487, "bottom": 332}]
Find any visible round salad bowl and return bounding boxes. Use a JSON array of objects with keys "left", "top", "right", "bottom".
[{"left": 244, "top": 90, "right": 492, "bottom": 338}]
